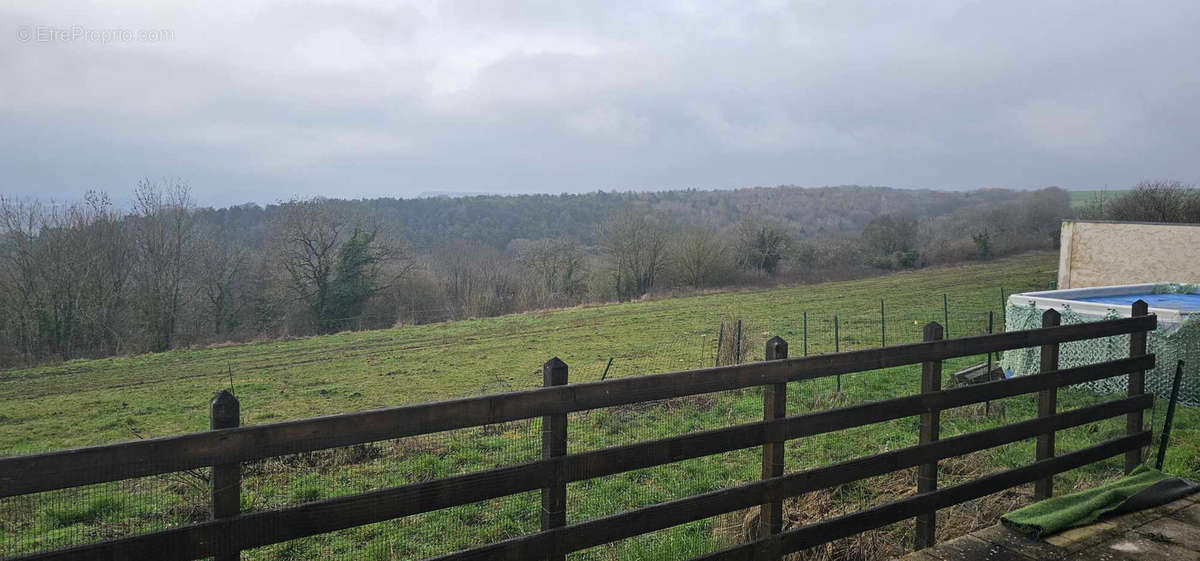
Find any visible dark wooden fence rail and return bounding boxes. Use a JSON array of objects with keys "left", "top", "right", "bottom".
[{"left": 1, "top": 308, "right": 1157, "bottom": 561}]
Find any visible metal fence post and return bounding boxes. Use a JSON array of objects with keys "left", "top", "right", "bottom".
[
  {"left": 542, "top": 357, "right": 569, "bottom": 561},
  {"left": 1126, "top": 300, "right": 1149, "bottom": 474},
  {"left": 1156, "top": 360, "right": 1186, "bottom": 470},
  {"left": 715, "top": 322, "right": 725, "bottom": 367},
  {"left": 986, "top": 311, "right": 995, "bottom": 416},
  {"left": 802, "top": 311, "right": 808, "bottom": 357},
  {"left": 914, "top": 321, "right": 944, "bottom": 550},
  {"left": 735, "top": 320, "right": 743, "bottom": 364},
  {"left": 1035, "top": 309, "right": 1061, "bottom": 500},
  {"left": 942, "top": 294, "right": 949, "bottom": 338},
  {"left": 880, "top": 298, "right": 886, "bottom": 347},
  {"left": 210, "top": 390, "right": 241, "bottom": 561},
  {"left": 986, "top": 311, "right": 995, "bottom": 371},
  {"left": 834, "top": 315, "right": 841, "bottom": 393},
  {"left": 761, "top": 336, "right": 788, "bottom": 548}
]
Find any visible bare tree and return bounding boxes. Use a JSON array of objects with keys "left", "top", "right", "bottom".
[
  {"left": 275, "top": 199, "right": 405, "bottom": 333},
  {"left": 131, "top": 180, "right": 194, "bottom": 351},
  {"left": 194, "top": 233, "right": 248, "bottom": 336},
  {"left": 245, "top": 255, "right": 289, "bottom": 335},
  {"left": 672, "top": 225, "right": 732, "bottom": 288},
  {"left": 599, "top": 210, "right": 670, "bottom": 300},
  {"left": 434, "top": 241, "right": 519, "bottom": 318},
  {"left": 734, "top": 219, "right": 789, "bottom": 276},
  {"left": 0, "top": 197, "right": 50, "bottom": 360},
  {"left": 1104, "top": 181, "right": 1200, "bottom": 223},
  {"left": 0, "top": 192, "right": 132, "bottom": 362},
  {"left": 275, "top": 199, "right": 344, "bottom": 331},
  {"left": 75, "top": 192, "right": 133, "bottom": 355},
  {"left": 861, "top": 214, "right": 918, "bottom": 256},
  {"left": 515, "top": 237, "right": 587, "bottom": 307}
]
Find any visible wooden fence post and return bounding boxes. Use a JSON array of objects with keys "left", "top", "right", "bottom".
[
  {"left": 914, "top": 321, "right": 943, "bottom": 550},
  {"left": 761, "top": 336, "right": 788, "bottom": 545},
  {"left": 210, "top": 390, "right": 241, "bottom": 561},
  {"left": 542, "top": 357, "right": 569, "bottom": 561},
  {"left": 1035, "top": 309, "right": 1061, "bottom": 500},
  {"left": 1126, "top": 300, "right": 1149, "bottom": 474}
]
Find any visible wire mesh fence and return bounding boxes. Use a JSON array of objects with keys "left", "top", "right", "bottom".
[
  {"left": 240, "top": 420, "right": 543, "bottom": 560},
  {"left": 0, "top": 476, "right": 207, "bottom": 558}
]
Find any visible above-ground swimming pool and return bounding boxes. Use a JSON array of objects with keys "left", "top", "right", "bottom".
[
  {"left": 1008, "top": 283, "right": 1200, "bottom": 325},
  {"left": 1000, "top": 283, "right": 1200, "bottom": 405}
]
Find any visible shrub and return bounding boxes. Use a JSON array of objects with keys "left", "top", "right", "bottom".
[
  {"left": 896, "top": 250, "right": 921, "bottom": 268},
  {"left": 972, "top": 230, "right": 992, "bottom": 260}
]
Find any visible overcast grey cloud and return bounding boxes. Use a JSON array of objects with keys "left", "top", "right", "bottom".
[{"left": 2, "top": 1, "right": 1198, "bottom": 206}]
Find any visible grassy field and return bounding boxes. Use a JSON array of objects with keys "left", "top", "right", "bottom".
[{"left": 3, "top": 250, "right": 1196, "bottom": 560}]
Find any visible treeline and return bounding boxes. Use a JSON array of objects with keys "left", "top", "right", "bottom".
[
  {"left": 0, "top": 183, "right": 1071, "bottom": 368},
  {"left": 190, "top": 186, "right": 1048, "bottom": 251},
  {"left": 1077, "top": 180, "right": 1200, "bottom": 223}
]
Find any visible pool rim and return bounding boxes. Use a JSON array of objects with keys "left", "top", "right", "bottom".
[{"left": 1010, "top": 282, "right": 1200, "bottom": 324}]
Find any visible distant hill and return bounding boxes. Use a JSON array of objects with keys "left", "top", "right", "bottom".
[
  {"left": 416, "top": 190, "right": 497, "bottom": 198},
  {"left": 196, "top": 185, "right": 1037, "bottom": 250}
]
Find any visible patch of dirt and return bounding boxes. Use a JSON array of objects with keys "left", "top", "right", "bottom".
[
  {"left": 714, "top": 453, "right": 1031, "bottom": 561},
  {"left": 244, "top": 442, "right": 388, "bottom": 474},
  {"left": 610, "top": 393, "right": 720, "bottom": 414},
  {"left": 945, "top": 401, "right": 1007, "bottom": 421}
]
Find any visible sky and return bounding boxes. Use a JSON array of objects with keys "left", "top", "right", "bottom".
[{"left": 2, "top": 1, "right": 1199, "bottom": 207}]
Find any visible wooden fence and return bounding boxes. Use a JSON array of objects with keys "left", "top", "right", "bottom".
[{"left": 0, "top": 302, "right": 1158, "bottom": 561}]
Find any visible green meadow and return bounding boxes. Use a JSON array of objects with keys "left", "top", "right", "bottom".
[{"left": 3, "top": 251, "right": 1196, "bottom": 560}]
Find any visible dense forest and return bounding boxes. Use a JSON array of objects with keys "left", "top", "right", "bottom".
[{"left": 0, "top": 182, "right": 1098, "bottom": 368}]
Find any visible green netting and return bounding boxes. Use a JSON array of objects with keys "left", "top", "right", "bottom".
[
  {"left": 1155, "top": 283, "right": 1200, "bottom": 295},
  {"left": 999, "top": 301, "right": 1200, "bottom": 405}
]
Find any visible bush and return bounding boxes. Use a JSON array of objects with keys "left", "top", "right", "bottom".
[
  {"left": 896, "top": 250, "right": 921, "bottom": 268},
  {"left": 870, "top": 250, "right": 920, "bottom": 270},
  {"left": 1102, "top": 181, "right": 1200, "bottom": 223},
  {"left": 972, "top": 230, "right": 992, "bottom": 260}
]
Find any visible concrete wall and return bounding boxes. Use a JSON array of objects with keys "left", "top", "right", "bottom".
[{"left": 1058, "top": 220, "right": 1200, "bottom": 288}]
